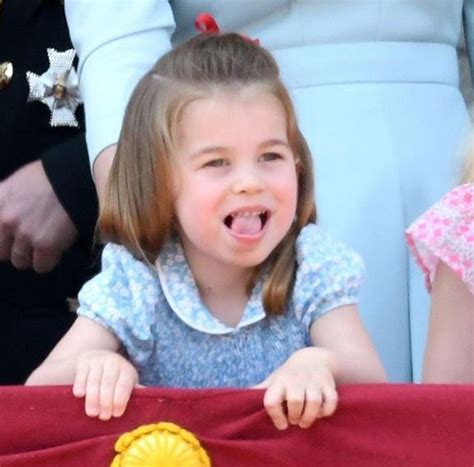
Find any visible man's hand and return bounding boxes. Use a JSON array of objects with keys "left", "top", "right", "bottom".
[{"left": 0, "top": 160, "right": 78, "bottom": 273}]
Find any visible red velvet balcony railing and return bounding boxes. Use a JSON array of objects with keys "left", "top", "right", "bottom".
[{"left": 0, "top": 384, "right": 472, "bottom": 466}]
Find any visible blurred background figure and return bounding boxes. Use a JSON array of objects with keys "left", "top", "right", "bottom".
[
  {"left": 407, "top": 142, "right": 473, "bottom": 384},
  {"left": 0, "top": 0, "right": 98, "bottom": 384}
]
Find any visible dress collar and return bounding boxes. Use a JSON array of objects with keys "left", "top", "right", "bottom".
[{"left": 155, "top": 236, "right": 266, "bottom": 334}]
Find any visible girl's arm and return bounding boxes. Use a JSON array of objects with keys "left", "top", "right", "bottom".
[
  {"left": 25, "top": 316, "right": 120, "bottom": 385},
  {"left": 422, "top": 261, "right": 473, "bottom": 383},
  {"left": 309, "top": 304, "right": 387, "bottom": 384},
  {"left": 27, "top": 316, "right": 139, "bottom": 420},
  {"left": 256, "top": 305, "right": 386, "bottom": 430}
]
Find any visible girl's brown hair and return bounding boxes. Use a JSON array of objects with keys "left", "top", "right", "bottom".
[{"left": 99, "top": 33, "right": 316, "bottom": 314}]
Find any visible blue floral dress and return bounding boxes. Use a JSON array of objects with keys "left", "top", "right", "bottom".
[{"left": 77, "top": 224, "right": 363, "bottom": 387}]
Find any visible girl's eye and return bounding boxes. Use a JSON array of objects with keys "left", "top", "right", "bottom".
[
  {"left": 260, "top": 152, "right": 282, "bottom": 162},
  {"left": 203, "top": 159, "right": 228, "bottom": 168}
]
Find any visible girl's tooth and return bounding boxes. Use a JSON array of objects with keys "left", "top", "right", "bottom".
[{"left": 230, "top": 211, "right": 266, "bottom": 217}]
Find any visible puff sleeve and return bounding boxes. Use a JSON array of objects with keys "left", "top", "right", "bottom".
[
  {"left": 77, "top": 243, "right": 161, "bottom": 366},
  {"left": 406, "top": 183, "right": 474, "bottom": 294},
  {"left": 292, "top": 224, "right": 364, "bottom": 331}
]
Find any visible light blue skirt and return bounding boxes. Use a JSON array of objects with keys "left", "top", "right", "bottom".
[{"left": 274, "top": 42, "right": 470, "bottom": 381}]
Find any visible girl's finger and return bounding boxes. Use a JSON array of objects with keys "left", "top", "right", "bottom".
[
  {"left": 252, "top": 379, "right": 270, "bottom": 390},
  {"left": 285, "top": 385, "right": 305, "bottom": 426},
  {"left": 319, "top": 386, "right": 338, "bottom": 418},
  {"left": 299, "top": 386, "right": 323, "bottom": 428},
  {"left": 252, "top": 383, "right": 266, "bottom": 389},
  {"left": 263, "top": 384, "right": 288, "bottom": 430},
  {"left": 112, "top": 368, "right": 136, "bottom": 417},
  {"left": 98, "top": 362, "right": 119, "bottom": 421},
  {"left": 84, "top": 362, "right": 103, "bottom": 418},
  {"left": 73, "top": 358, "right": 89, "bottom": 398}
]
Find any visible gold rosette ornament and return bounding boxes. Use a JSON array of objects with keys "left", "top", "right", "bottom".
[{"left": 111, "top": 422, "right": 211, "bottom": 467}]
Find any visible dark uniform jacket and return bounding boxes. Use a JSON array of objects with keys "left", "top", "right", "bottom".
[{"left": 0, "top": 0, "right": 99, "bottom": 383}]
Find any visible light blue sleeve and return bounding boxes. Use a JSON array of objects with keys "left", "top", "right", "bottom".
[
  {"left": 77, "top": 243, "right": 161, "bottom": 366},
  {"left": 292, "top": 224, "right": 364, "bottom": 330},
  {"left": 464, "top": 0, "right": 474, "bottom": 85},
  {"left": 64, "top": 0, "right": 176, "bottom": 165}
]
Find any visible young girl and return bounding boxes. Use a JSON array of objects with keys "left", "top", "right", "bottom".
[
  {"left": 26, "top": 32, "right": 386, "bottom": 429},
  {"left": 406, "top": 148, "right": 474, "bottom": 383}
]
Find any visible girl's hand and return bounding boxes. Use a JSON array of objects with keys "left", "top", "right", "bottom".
[
  {"left": 72, "top": 350, "right": 139, "bottom": 421},
  {"left": 254, "top": 347, "right": 338, "bottom": 430}
]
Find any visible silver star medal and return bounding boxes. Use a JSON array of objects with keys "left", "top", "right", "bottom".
[{"left": 26, "top": 48, "right": 82, "bottom": 127}]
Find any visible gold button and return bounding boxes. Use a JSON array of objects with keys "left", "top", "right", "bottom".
[{"left": 0, "top": 61, "right": 13, "bottom": 89}]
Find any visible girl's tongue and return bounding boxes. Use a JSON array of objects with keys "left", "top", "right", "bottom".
[{"left": 230, "top": 214, "right": 262, "bottom": 235}]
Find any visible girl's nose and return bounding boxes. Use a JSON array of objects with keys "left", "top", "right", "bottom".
[{"left": 231, "top": 166, "right": 264, "bottom": 194}]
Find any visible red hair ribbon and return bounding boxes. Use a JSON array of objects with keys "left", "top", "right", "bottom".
[
  {"left": 194, "top": 12, "right": 260, "bottom": 45},
  {"left": 195, "top": 13, "right": 220, "bottom": 34}
]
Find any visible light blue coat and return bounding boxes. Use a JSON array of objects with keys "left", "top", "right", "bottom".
[{"left": 65, "top": 0, "right": 473, "bottom": 381}]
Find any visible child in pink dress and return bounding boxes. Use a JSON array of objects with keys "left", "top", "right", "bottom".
[{"left": 406, "top": 153, "right": 473, "bottom": 383}]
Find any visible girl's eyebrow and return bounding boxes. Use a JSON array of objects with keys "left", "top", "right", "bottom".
[
  {"left": 190, "top": 146, "right": 229, "bottom": 159},
  {"left": 259, "top": 139, "right": 291, "bottom": 149},
  {"left": 189, "top": 139, "right": 291, "bottom": 159}
]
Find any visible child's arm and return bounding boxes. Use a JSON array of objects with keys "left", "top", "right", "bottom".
[
  {"left": 256, "top": 305, "right": 386, "bottom": 430},
  {"left": 26, "top": 316, "right": 119, "bottom": 384},
  {"left": 255, "top": 345, "right": 338, "bottom": 430},
  {"left": 309, "top": 304, "right": 387, "bottom": 384},
  {"left": 422, "top": 261, "right": 474, "bottom": 383},
  {"left": 26, "top": 316, "right": 139, "bottom": 420}
]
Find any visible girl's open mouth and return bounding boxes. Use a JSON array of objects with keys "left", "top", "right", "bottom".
[{"left": 224, "top": 210, "right": 269, "bottom": 236}]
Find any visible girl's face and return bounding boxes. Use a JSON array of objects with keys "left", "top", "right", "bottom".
[{"left": 173, "top": 89, "right": 298, "bottom": 274}]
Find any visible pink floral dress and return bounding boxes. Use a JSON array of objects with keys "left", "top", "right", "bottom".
[{"left": 406, "top": 183, "right": 474, "bottom": 295}]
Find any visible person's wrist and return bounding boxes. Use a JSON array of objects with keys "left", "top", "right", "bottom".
[{"left": 291, "top": 347, "right": 338, "bottom": 374}]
